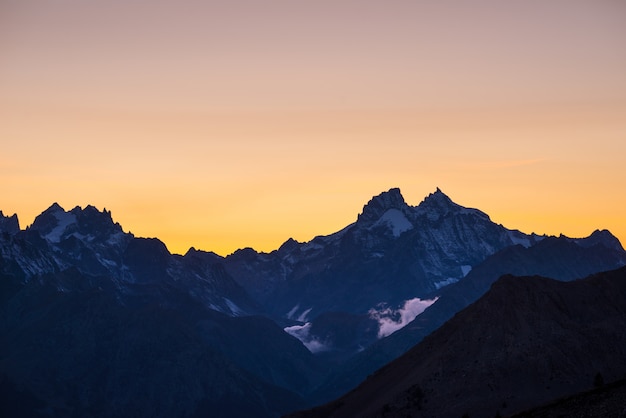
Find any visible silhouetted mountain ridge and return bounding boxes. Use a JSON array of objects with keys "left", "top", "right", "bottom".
[
  {"left": 290, "top": 266, "right": 626, "bottom": 418},
  {"left": 220, "top": 188, "right": 543, "bottom": 320},
  {"left": 1, "top": 188, "right": 625, "bottom": 417},
  {"left": 307, "top": 233, "right": 626, "bottom": 404},
  {"left": 0, "top": 211, "right": 20, "bottom": 235}
]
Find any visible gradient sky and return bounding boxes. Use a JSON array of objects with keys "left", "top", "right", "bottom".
[{"left": 1, "top": 0, "right": 625, "bottom": 255}]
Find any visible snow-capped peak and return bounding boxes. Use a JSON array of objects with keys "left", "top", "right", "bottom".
[
  {"left": 46, "top": 211, "right": 76, "bottom": 243},
  {"left": 357, "top": 188, "right": 410, "bottom": 224},
  {"left": 30, "top": 203, "right": 77, "bottom": 243},
  {"left": 30, "top": 203, "right": 125, "bottom": 245},
  {"left": 372, "top": 209, "right": 414, "bottom": 237}
]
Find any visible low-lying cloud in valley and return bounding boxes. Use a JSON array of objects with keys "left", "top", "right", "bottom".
[
  {"left": 284, "top": 322, "right": 331, "bottom": 353},
  {"left": 370, "top": 297, "right": 438, "bottom": 338}
]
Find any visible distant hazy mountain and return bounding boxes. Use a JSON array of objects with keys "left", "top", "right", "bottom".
[
  {"left": 1, "top": 189, "right": 625, "bottom": 417},
  {"left": 291, "top": 266, "right": 626, "bottom": 418}
]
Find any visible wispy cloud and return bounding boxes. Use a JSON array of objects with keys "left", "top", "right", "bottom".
[
  {"left": 284, "top": 323, "right": 331, "bottom": 353},
  {"left": 369, "top": 297, "right": 438, "bottom": 338}
]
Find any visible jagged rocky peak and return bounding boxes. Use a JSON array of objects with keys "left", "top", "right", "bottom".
[
  {"left": 278, "top": 237, "right": 301, "bottom": 254},
  {"left": 47, "top": 202, "right": 64, "bottom": 212},
  {"left": 69, "top": 204, "right": 123, "bottom": 237},
  {"left": 418, "top": 187, "right": 455, "bottom": 209},
  {"left": 0, "top": 210, "right": 20, "bottom": 234},
  {"left": 30, "top": 202, "right": 75, "bottom": 241},
  {"left": 357, "top": 188, "right": 410, "bottom": 224},
  {"left": 30, "top": 203, "right": 124, "bottom": 243},
  {"left": 416, "top": 187, "right": 489, "bottom": 221}
]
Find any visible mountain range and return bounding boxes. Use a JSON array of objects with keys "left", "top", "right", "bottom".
[{"left": 1, "top": 188, "right": 625, "bottom": 417}]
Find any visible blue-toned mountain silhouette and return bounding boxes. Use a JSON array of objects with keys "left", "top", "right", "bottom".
[
  {"left": 289, "top": 266, "right": 626, "bottom": 418},
  {"left": 1, "top": 188, "right": 625, "bottom": 417}
]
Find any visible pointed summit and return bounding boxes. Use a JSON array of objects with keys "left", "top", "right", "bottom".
[
  {"left": 45, "top": 202, "right": 65, "bottom": 213},
  {"left": 68, "top": 204, "right": 122, "bottom": 236},
  {"left": 417, "top": 188, "right": 458, "bottom": 211},
  {"left": 278, "top": 237, "right": 300, "bottom": 253},
  {"left": 30, "top": 203, "right": 124, "bottom": 243},
  {"left": 416, "top": 188, "right": 489, "bottom": 222},
  {"left": 421, "top": 187, "right": 453, "bottom": 204},
  {"left": 31, "top": 203, "right": 77, "bottom": 243},
  {"left": 0, "top": 211, "right": 20, "bottom": 234},
  {"left": 357, "top": 188, "right": 409, "bottom": 224}
]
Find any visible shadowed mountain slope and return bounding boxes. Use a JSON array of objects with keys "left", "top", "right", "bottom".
[
  {"left": 0, "top": 206, "right": 323, "bottom": 417},
  {"left": 310, "top": 233, "right": 626, "bottom": 404},
  {"left": 0, "top": 268, "right": 319, "bottom": 417},
  {"left": 511, "top": 378, "right": 626, "bottom": 418},
  {"left": 290, "top": 266, "right": 626, "bottom": 418}
]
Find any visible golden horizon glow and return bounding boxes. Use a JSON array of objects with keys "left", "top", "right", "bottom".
[{"left": 2, "top": 0, "right": 625, "bottom": 256}]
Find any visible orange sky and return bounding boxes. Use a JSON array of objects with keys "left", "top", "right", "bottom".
[{"left": 1, "top": 0, "right": 625, "bottom": 255}]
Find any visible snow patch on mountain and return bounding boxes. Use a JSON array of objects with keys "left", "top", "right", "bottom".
[
  {"left": 461, "top": 265, "right": 472, "bottom": 276},
  {"left": 373, "top": 209, "right": 414, "bottom": 237},
  {"left": 285, "top": 305, "right": 313, "bottom": 322},
  {"left": 507, "top": 230, "right": 533, "bottom": 248},
  {"left": 98, "top": 257, "right": 118, "bottom": 268},
  {"left": 0, "top": 240, "right": 60, "bottom": 279},
  {"left": 225, "top": 298, "right": 244, "bottom": 316},
  {"left": 284, "top": 323, "right": 331, "bottom": 353},
  {"left": 107, "top": 231, "right": 128, "bottom": 245},
  {"left": 434, "top": 278, "right": 459, "bottom": 290},
  {"left": 297, "top": 308, "right": 313, "bottom": 323},
  {"left": 45, "top": 210, "right": 77, "bottom": 243},
  {"left": 370, "top": 297, "right": 438, "bottom": 338},
  {"left": 287, "top": 304, "right": 300, "bottom": 320}
]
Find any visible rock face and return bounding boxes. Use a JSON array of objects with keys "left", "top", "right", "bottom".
[
  {"left": 3, "top": 203, "right": 258, "bottom": 315},
  {"left": 289, "top": 266, "right": 626, "bottom": 418},
  {"left": 0, "top": 211, "right": 19, "bottom": 235},
  {"left": 357, "top": 188, "right": 411, "bottom": 224},
  {"left": 221, "top": 188, "right": 541, "bottom": 320}
]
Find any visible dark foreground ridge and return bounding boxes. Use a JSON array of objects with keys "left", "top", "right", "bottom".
[
  {"left": 512, "top": 378, "right": 626, "bottom": 418},
  {"left": 288, "top": 266, "right": 626, "bottom": 418}
]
